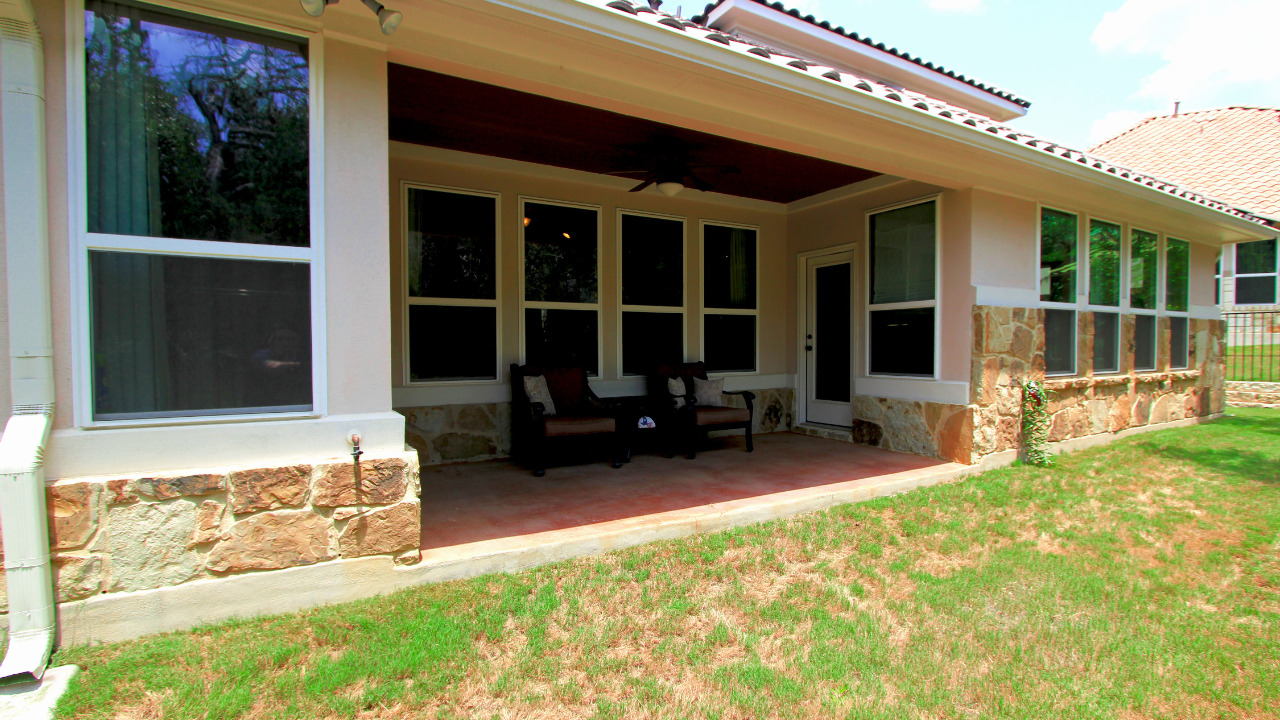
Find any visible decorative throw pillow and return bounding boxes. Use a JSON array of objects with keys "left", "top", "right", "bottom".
[
  {"left": 523, "top": 375, "right": 557, "bottom": 416},
  {"left": 693, "top": 377, "right": 724, "bottom": 407},
  {"left": 667, "top": 377, "right": 688, "bottom": 409}
]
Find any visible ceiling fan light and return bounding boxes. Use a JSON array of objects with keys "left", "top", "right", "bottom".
[
  {"left": 360, "top": 0, "right": 403, "bottom": 35},
  {"left": 377, "top": 7, "right": 403, "bottom": 34},
  {"left": 299, "top": 0, "right": 330, "bottom": 17},
  {"left": 656, "top": 181, "right": 684, "bottom": 197}
]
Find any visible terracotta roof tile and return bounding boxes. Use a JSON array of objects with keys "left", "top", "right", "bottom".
[
  {"left": 1089, "top": 107, "right": 1280, "bottom": 220},
  {"left": 583, "top": 0, "right": 1270, "bottom": 227},
  {"left": 689, "top": 0, "right": 1030, "bottom": 107}
]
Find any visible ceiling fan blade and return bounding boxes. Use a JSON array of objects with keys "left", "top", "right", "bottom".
[
  {"left": 604, "top": 169, "right": 653, "bottom": 176},
  {"left": 630, "top": 177, "right": 656, "bottom": 192},
  {"left": 685, "top": 173, "right": 714, "bottom": 192}
]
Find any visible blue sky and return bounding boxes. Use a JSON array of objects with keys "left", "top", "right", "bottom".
[{"left": 745, "top": 0, "right": 1279, "bottom": 149}]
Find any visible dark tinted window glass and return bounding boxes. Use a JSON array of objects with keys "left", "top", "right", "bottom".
[
  {"left": 525, "top": 308, "right": 598, "bottom": 375},
  {"left": 1045, "top": 309, "right": 1075, "bottom": 375},
  {"left": 814, "top": 263, "right": 851, "bottom": 402},
  {"left": 703, "top": 225, "right": 757, "bottom": 310},
  {"left": 1236, "top": 276, "right": 1277, "bottom": 305},
  {"left": 1092, "top": 312, "right": 1119, "bottom": 373},
  {"left": 1089, "top": 220, "right": 1121, "bottom": 307},
  {"left": 869, "top": 308, "right": 934, "bottom": 377},
  {"left": 90, "top": 251, "right": 311, "bottom": 419},
  {"left": 406, "top": 189, "right": 495, "bottom": 299},
  {"left": 85, "top": 2, "right": 309, "bottom": 246},
  {"left": 704, "top": 314, "right": 756, "bottom": 373},
  {"left": 1170, "top": 316, "right": 1189, "bottom": 369},
  {"left": 1166, "top": 239, "right": 1190, "bottom": 312},
  {"left": 1131, "top": 230, "right": 1159, "bottom": 310},
  {"left": 870, "top": 201, "right": 935, "bottom": 304},
  {"left": 622, "top": 214, "right": 683, "bottom": 307},
  {"left": 622, "top": 312, "right": 683, "bottom": 376},
  {"left": 1237, "top": 239, "right": 1277, "bottom": 275},
  {"left": 1135, "top": 314, "right": 1156, "bottom": 371},
  {"left": 408, "top": 306, "right": 496, "bottom": 381},
  {"left": 1040, "top": 209, "right": 1077, "bottom": 303},
  {"left": 524, "top": 203, "right": 597, "bottom": 303}
]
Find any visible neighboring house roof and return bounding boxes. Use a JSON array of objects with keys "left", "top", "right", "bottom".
[
  {"left": 691, "top": 0, "right": 1030, "bottom": 109},
  {"left": 1089, "top": 107, "right": 1280, "bottom": 222},
  {"left": 590, "top": 0, "right": 1271, "bottom": 227}
]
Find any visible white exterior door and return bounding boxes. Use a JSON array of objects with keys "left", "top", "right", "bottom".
[{"left": 805, "top": 252, "right": 855, "bottom": 426}]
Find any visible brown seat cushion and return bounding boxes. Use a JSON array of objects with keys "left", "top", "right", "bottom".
[
  {"left": 694, "top": 406, "right": 750, "bottom": 426},
  {"left": 544, "top": 416, "right": 616, "bottom": 436}
]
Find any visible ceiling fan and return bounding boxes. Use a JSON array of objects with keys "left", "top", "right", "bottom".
[{"left": 605, "top": 134, "right": 740, "bottom": 196}]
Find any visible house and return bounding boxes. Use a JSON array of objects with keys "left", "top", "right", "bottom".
[
  {"left": 0, "top": 0, "right": 1272, "bottom": 677},
  {"left": 1089, "top": 107, "right": 1280, "bottom": 311}
]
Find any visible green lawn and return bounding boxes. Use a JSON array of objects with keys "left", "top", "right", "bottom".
[
  {"left": 47, "top": 409, "right": 1280, "bottom": 719},
  {"left": 1225, "top": 344, "right": 1280, "bottom": 382}
]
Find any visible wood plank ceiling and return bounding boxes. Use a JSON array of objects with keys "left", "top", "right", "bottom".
[{"left": 389, "top": 64, "right": 880, "bottom": 204}]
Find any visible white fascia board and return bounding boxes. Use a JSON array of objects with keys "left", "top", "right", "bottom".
[
  {"left": 704, "top": 0, "right": 1027, "bottom": 122},
  {"left": 405, "top": 0, "right": 1266, "bottom": 240}
]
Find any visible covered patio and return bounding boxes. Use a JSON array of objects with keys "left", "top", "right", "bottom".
[{"left": 419, "top": 433, "right": 966, "bottom": 558}]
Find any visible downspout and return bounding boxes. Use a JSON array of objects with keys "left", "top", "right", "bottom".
[{"left": 0, "top": 0, "right": 56, "bottom": 682}]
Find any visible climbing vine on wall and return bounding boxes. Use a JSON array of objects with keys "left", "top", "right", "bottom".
[{"left": 1021, "top": 380, "right": 1054, "bottom": 467}]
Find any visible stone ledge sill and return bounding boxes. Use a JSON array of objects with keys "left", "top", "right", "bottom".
[{"left": 1044, "top": 370, "right": 1201, "bottom": 392}]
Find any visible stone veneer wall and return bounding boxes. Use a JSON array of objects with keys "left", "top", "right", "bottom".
[
  {"left": 1226, "top": 381, "right": 1280, "bottom": 408},
  {"left": 847, "top": 306, "right": 1225, "bottom": 466},
  {"left": 0, "top": 452, "right": 420, "bottom": 619},
  {"left": 971, "top": 306, "right": 1225, "bottom": 458},
  {"left": 397, "top": 388, "right": 796, "bottom": 466}
]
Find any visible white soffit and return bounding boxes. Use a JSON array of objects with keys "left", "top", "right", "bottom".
[{"left": 704, "top": 0, "right": 1028, "bottom": 122}]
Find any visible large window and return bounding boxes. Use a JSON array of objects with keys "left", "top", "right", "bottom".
[
  {"left": 1089, "top": 219, "right": 1121, "bottom": 373},
  {"left": 1165, "top": 238, "right": 1190, "bottom": 313},
  {"left": 702, "top": 223, "right": 758, "bottom": 374},
  {"left": 81, "top": 1, "right": 315, "bottom": 421},
  {"left": 1235, "top": 239, "right": 1277, "bottom": 306},
  {"left": 523, "top": 200, "right": 600, "bottom": 374},
  {"left": 405, "top": 186, "right": 498, "bottom": 382},
  {"left": 1040, "top": 208, "right": 1078, "bottom": 375},
  {"left": 621, "top": 212, "right": 684, "bottom": 376},
  {"left": 1166, "top": 239, "right": 1191, "bottom": 370},
  {"left": 868, "top": 200, "right": 937, "bottom": 377},
  {"left": 1131, "top": 229, "right": 1159, "bottom": 372}
]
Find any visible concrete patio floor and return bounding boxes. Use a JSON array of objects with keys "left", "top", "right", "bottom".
[{"left": 419, "top": 432, "right": 968, "bottom": 554}]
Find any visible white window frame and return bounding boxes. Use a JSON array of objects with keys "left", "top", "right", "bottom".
[
  {"left": 1130, "top": 227, "right": 1161, "bottom": 372},
  {"left": 517, "top": 196, "right": 603, "bottom": 376},
  {"left": 1086, "top": 216, "right": 1123, "bottom": 375},
  {"left": 401, "top": 182, "right": 502, "bottom": 386},
  {"left": 863, "top": 196, "right": 941, "bottom": 380},
  {"left": 699, "top": 220, "right": 761, "bottom": 376},
  {"left": 66, "top": 0, "right": 327, "bottom": 428},
  {"left": 1232, "top": 239, "right": 1278, "bottom": 306},
  {"left": 1037, "top": 204, "right": 1082, "bottom": 377},
  {"left": 617, "top": 209, "right": 687, "bottom": 377}
]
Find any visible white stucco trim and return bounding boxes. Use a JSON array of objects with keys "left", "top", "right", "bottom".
[
  {"left": 45, "top": 411, "right": 407, "bottom": 479},
  {"left": 854, "top": 378, "right": 969, "bottom": 406},
  {"left": 973, "top": 285, "right": 1039, "bottom": 308},
  {"left": 391, "top": 373, "right": 794, "bottom": 407}
]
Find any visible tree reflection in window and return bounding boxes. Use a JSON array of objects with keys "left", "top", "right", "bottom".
[
  {"left": 1089, "top": 219, "right": 1120, "bottom": 306},
  {"left": 523, "top": 202, "right": 598, "bottom": 304},
  {"left": 85, "top": 1, "right": 309, "bottom": 246},
  {"left": 1040, "top": 209, "right": 1077, "bottom": 303}
]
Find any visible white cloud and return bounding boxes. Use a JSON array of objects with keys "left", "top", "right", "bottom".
[
  {"left": 1092, "top": 0, "right": 1280, "bottom": 105},
  {"left": 927, "top": 0, "right": 984, "bottom": 12},
  {"left": 1087, "top": 109, "right": 1158, "bottom": 148}
]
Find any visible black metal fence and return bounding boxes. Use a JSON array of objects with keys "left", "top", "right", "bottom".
[{"left": 1224, "top": 311, "right": 1280, "bottom": 382}]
